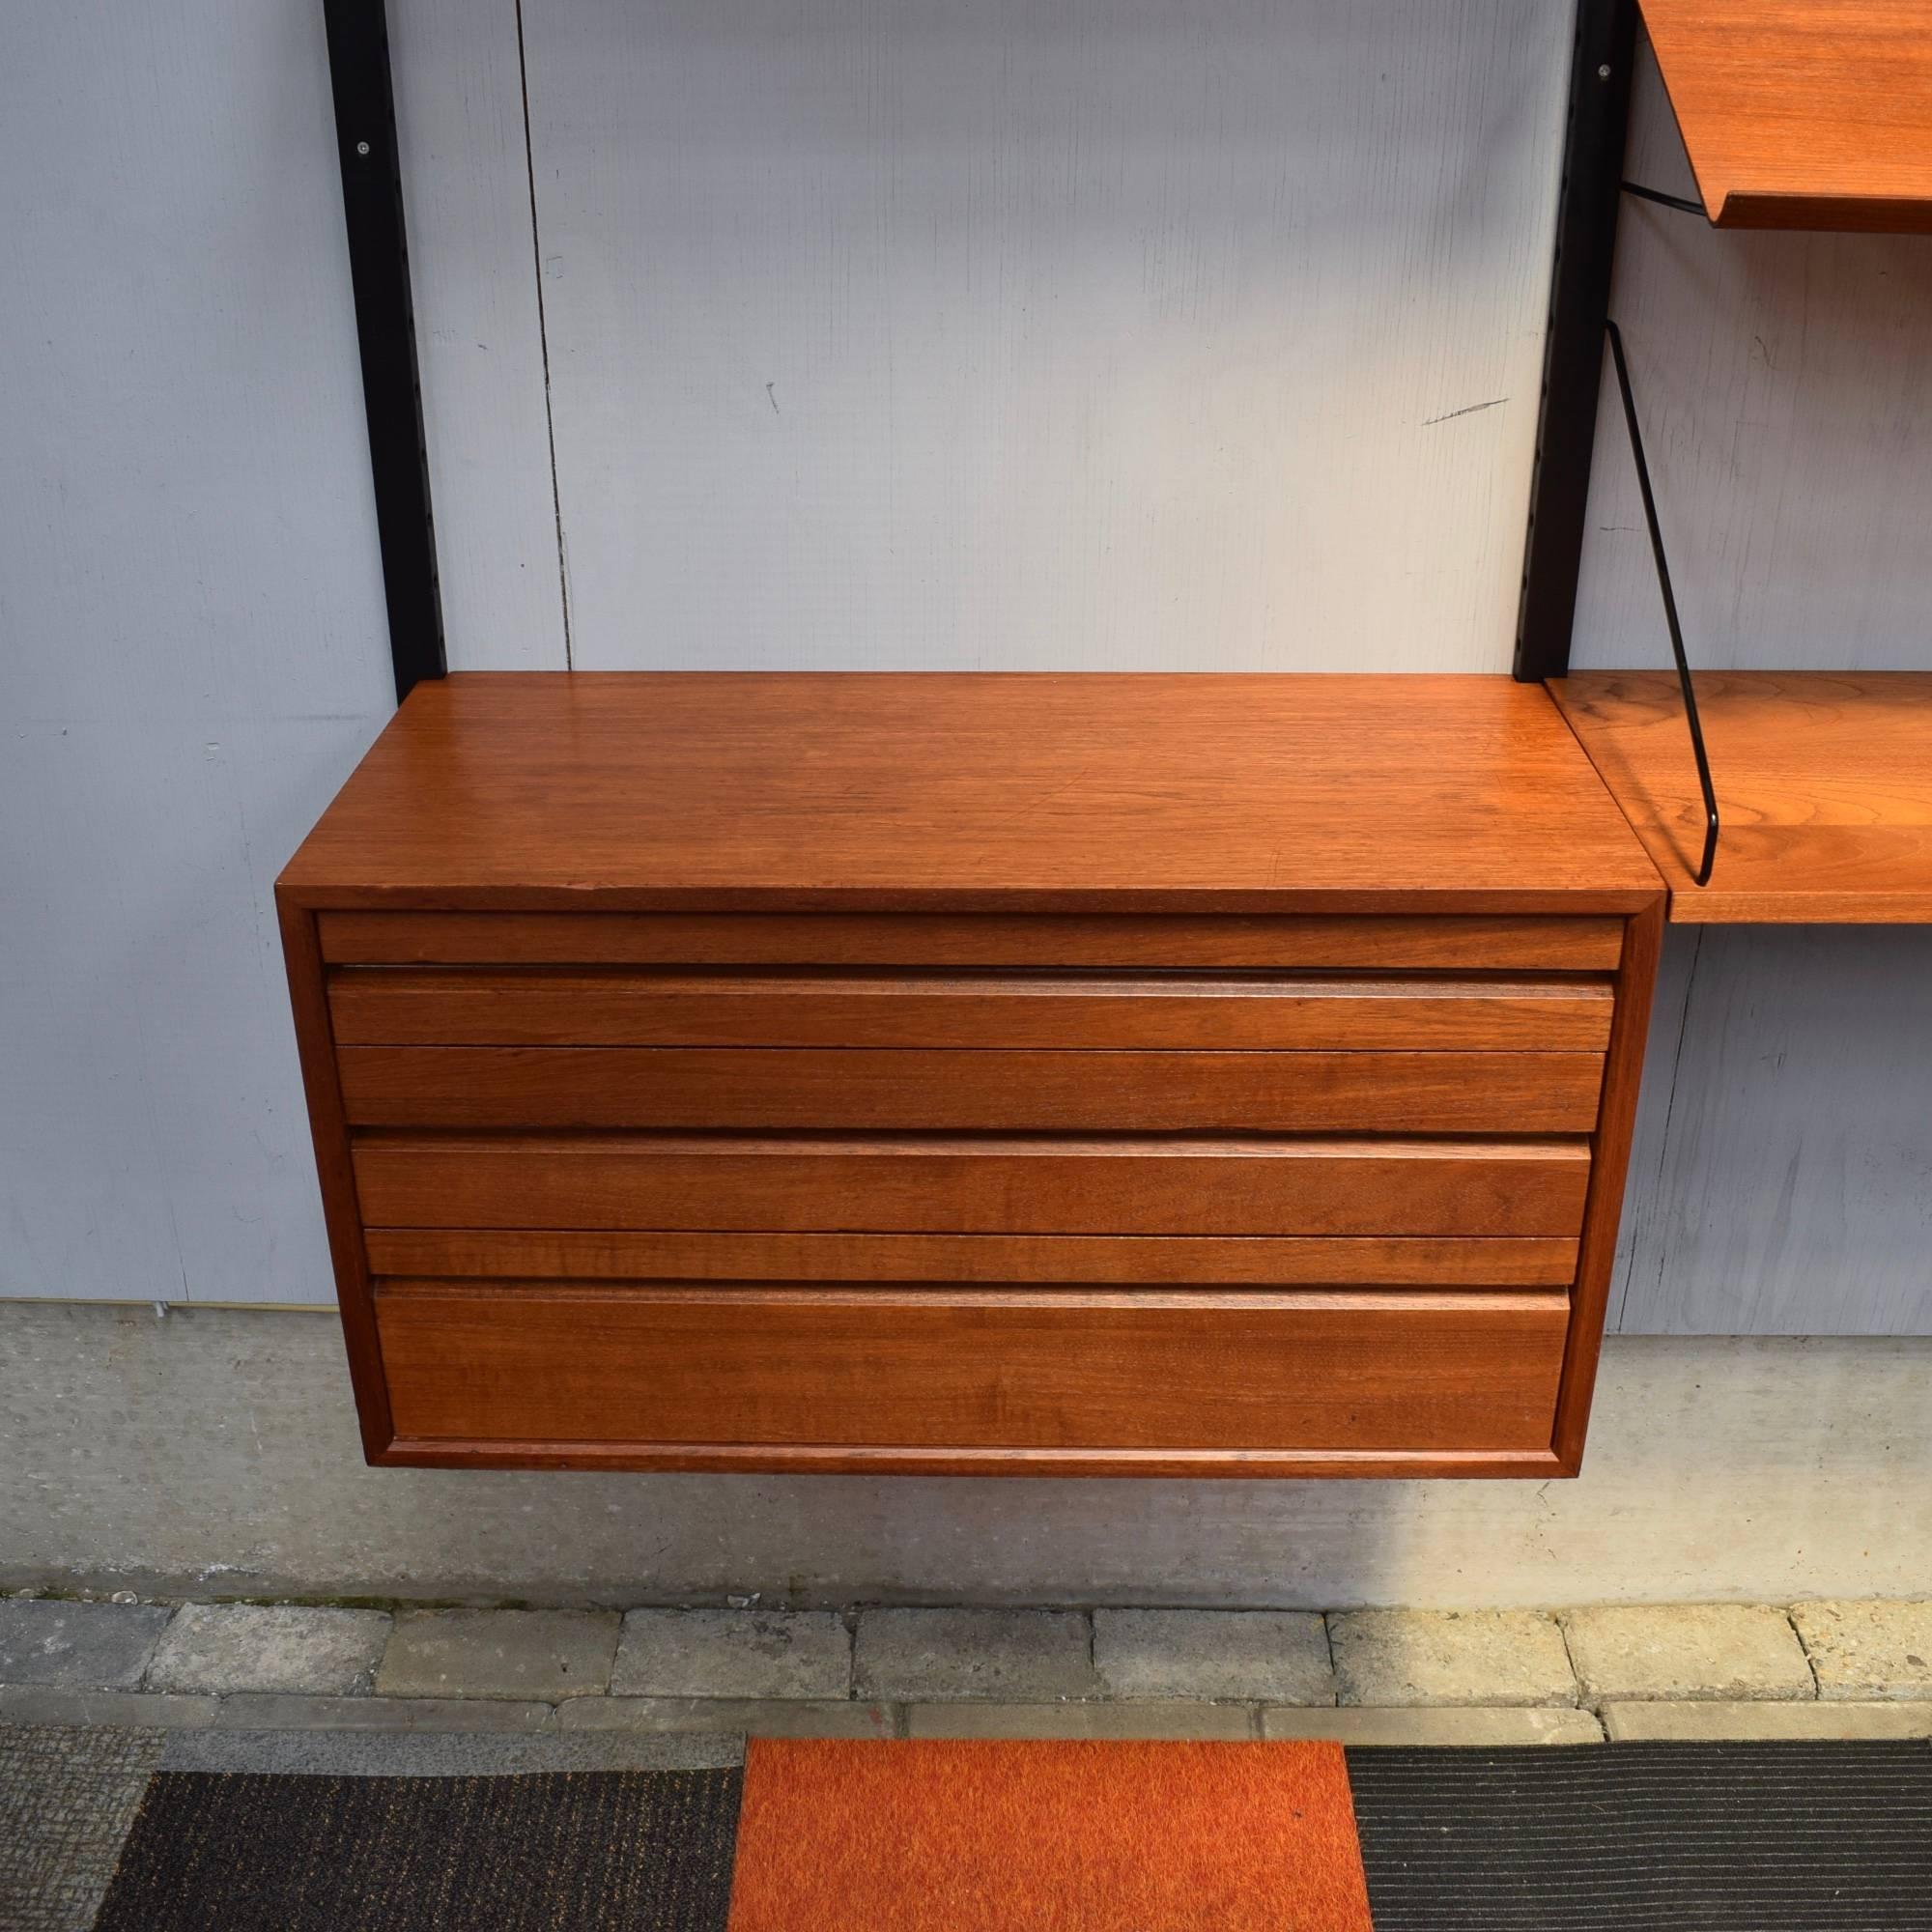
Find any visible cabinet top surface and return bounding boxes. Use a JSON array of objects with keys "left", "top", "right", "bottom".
[{"left": 278, "top": 673, "right": 1662, "bottom": 914}]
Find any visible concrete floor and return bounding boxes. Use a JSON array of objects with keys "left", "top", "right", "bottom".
[{"left": 7, "top": 1303, "right": 1932, "bottom": 1611}]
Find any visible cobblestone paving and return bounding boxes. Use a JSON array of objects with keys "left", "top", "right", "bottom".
[
  {"left": 6, "top": 1595, "right": 1931, "bottom": 1926},
  {"left": 4, "top": 1594, "right": 1930, "bottom": 1744}
]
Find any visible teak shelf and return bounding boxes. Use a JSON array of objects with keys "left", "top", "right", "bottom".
[
  {"left": 1640, "top": 0, "right": 1932, "bottom": 232},
  {"left": 278, "top": 672, "right": 1664, "bottom": 1480},
  {"left": 1552, "top": 670, "right": 1932, "bottom": 923}
]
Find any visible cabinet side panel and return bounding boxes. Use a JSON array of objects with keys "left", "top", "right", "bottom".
[
  {"left": 277, "top": 892, "right": 392, "bottom": 1460},
  {"left": 1552, "top": 896, "right": 1664, "bottom": 1469}
]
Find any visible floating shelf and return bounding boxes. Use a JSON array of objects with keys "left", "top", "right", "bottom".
[
  {"left": 1551, "top": 670, "right": 1932, "bottom": 923},
  {"left": 1640, "top": 0, "right": 1932, "bottom": 232}
]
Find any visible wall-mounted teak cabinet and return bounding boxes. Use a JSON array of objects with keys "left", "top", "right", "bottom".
[{"left": 276, "top": 673, "right": 1663, "bottom": 1478}]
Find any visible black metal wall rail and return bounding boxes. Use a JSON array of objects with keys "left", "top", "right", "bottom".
[
  {"left": 324, "top": 0, "right": 445, "bottom": 703},
  {"left": 1514, "top": 0, "right": 1638, "bottom": 684},
  {"left": 327, "top": 0, "right": 1647, "bottom": 714},
  {"left": 1512, "top": 2, "right": 1723, "bottom": 882}
]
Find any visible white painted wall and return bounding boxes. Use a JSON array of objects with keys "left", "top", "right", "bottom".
[
  {"left": 1577, "top": 43, "right": 1932, "bottom": 1336},
  {"left": 403, "top": 4, "right": 1930, "bottom": 1336},
  {"left": 1616, "top": 929, "right": 1932, "bottom": 1336},
  {"left": 7, "top": 0, "right": 1575, "bottom": 1313},
  {"left": 1574, "top": 50, "right": 1932, "bottom": 678},
  {"left": 5, "top": 5, "right": 1926, "bottom": 1335},
  {"left": 1, "top": 6, "right": 393, "bottom": 1303},
  {"left": 518, "top": 0, "right": 1574, "bottom": 672},
  {"left": 391, "top": 0, "right": 569, "bottom": 669}
]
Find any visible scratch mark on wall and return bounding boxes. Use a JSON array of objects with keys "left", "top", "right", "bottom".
[{"left": 1422, "top": 396, "right": 1509, "bottom": 427}]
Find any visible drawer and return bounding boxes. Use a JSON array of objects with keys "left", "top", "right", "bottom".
[
  {"left": 351, "top": 1134, "right": 1592, "bottom": 1236},
  {"left": 364, "top": 1228, "right": 1581, "bottom": 1286},
  {"left": 327, "top": 969, "right": 1615, "bottom": 1050},
  {"left": 336, "top": 1045, "right": 1605, "bottom": 1133},
  {"left": 373, "top": 1283, "right": 1571, "bottom": 1461},
  {"left": 318, "top": 911, "right": 1626, "bottom": 973}
]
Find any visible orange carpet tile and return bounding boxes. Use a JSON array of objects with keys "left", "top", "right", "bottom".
[{"left": 725, "top": 1737, "right": 1376, "bottom": 1932}]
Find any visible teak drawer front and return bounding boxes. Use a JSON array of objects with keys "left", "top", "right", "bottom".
[
  {"left": 327, "top": 970, "right": 1615, "bottom": 1052},
  {"left": 374, "top": 1285, "right": 1570, "bottom": 1457},
  {"left": 336, "top": 1046, "right": 1606, "bottom": 1134},
  {"left": 317, "top": 912, "right": 1626, "bottom": 974},
  {"left": 364, "top": 1228, "right": 1581, "bottom": 1287},
  {"left": 351, "top": 1135, "right": 1592, "bottom": 1237}
]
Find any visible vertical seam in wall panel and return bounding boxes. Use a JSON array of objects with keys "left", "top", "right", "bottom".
[
  {"left": 1617, "top": 923, "right": 1704, "bottom": 1332},
  {"left": 515, "top": 0, "right": 573, "bottom": 668}
]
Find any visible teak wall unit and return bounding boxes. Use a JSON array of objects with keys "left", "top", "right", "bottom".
[
  {"left": 297, "top": 7, "right": 1926, "bottom": 1470},
  {"left": 277, "top": 672, "right": 1665, "bottom": 1478}
]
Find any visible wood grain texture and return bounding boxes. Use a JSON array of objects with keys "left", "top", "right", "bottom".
[
  {"left": 374, "top": 1285, "right": 1570, "bottom": 1463},
  {"left": 337, "top": 1046, "right": 1607, "bottom": 1135},
  {"left": 327, "top": 970, "right": 1616, "bottom": 1051},
  {"left": 273, "top": 898, "right": 392, "bottom": 1459},
  {"left": 350, "top": 1134, "right": 1593, "bottom": 1238},
  {"left": 272, "top": 671, "right": 1663, "bottom": 1467},
  {"left": 318, "top": 912, "right": 1629, "bottom": 972},
  {"left": 278, "top": 675, "right": 1664, "bottom": 915},
  {"left": 378, "top": 1439, "right": 1566, "bottom": 1478},
  {"left": 1550, "top": 898, "right": 1663, "bottom": 1472},
  {"left": 362, "top": 1228, "right": 1580, "bottom": 1287},
  {"left": 1640, "top": 0, "right": 1932, "bottom": 230},
  {"left": 1552, "top": 671, "right": 1932, "bottom": 922}
]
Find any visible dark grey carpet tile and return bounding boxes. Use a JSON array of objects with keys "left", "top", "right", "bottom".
[
  {"left": 0, "top": 1724, "right": 165, "bottom": 1932},
  {"left": 94, "top": 1768, "right": 743, "bottom": 1932},
  {"left": 1349, "top": 1740, "right": 1932, "bottom": 1932}
]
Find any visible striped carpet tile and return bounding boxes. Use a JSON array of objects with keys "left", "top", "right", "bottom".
[{"left": 1347, "top": 1741, "right": 1932, "bottom": 1931}]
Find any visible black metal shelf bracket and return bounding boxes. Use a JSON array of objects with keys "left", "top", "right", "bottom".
[
  {"left": 1622, "top": 179, "right": 1708, "bottom": 218},
  {"left": 1605, "top": 318, "right": 1719, "bottom": 887},
  {"left": 324, "top": 0, "right": 445, "bottom": 704}
]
